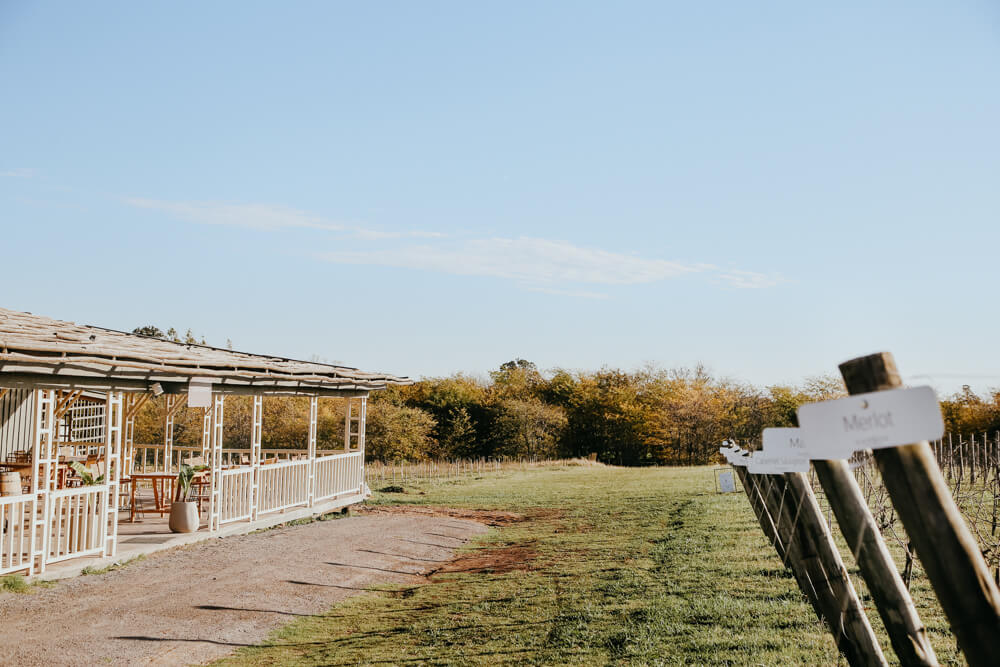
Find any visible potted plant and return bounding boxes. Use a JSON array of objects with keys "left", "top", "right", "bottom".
[
  {"left": 68, "top": 461, "right": 105, "bottom": 486},
  {"left": 169, "top": 463, "right": 208, "bottom": 533}
]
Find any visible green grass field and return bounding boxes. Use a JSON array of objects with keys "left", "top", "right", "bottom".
[{"left": 219, "top": 464, "right": 963, "bottom": 666}]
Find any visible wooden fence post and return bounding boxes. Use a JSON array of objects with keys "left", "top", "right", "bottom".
[
  {"left": 745, "top": 464, "right": 885, "bottom": 666},
  {"left": 737, "top": 467, "right": 824, "bottom": 620},
  {"left": 839, "top": 352, "right": 1000, "bottom": 666},
  {"left": 811, "top": 458, "right": 938, "bottom": 666},
  {"left": 776, "top": 471, "right": 887, "bottom": 666}
]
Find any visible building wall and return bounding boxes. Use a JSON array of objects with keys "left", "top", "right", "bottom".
[{"left": 0, "top": 389, "right": 34, "bottom": 460}]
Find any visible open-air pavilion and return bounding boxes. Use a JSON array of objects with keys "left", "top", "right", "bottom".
[{"left": 0, "top": 307, "right": 409, "bottom": 577}]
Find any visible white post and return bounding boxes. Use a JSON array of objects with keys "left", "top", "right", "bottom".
[
  {"left": 103, "top": 392, "right": 123, "bottom": 557},
  {"left": 343, "top": 397, "right": 352, "bottom": 453},
  {"left": 307, "top": 396, "right": 317, "bottom": 507},
  {"left": 358, "top": 395, "right": 367, "bottom": 494},
  {"left": 122, "top": 395, "right": 135, "bottom": 477},
  {"left": 200, "top": 406, "right": 212, "bottom": 463},
  {"left": 164, "top": 395, "right": 176, "bottom": 473},
  {"left": 250, "top": 395, "right": 262, "bottom": 522},
  {"left": 30, "top": 389, "right": 56, "bottom": 575},
  {"left": 207, "top": 394, "right": 225, "bottom": 532}
]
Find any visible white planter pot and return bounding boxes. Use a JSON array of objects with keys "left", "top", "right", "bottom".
[{"left": 168, "top": 501, "right": 200, "bottom": 533}]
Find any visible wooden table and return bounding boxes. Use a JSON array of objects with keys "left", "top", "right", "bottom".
[
  {"left": 0, "top": 462, "right": 76, "bottom": 491},
  {"left": 128, "top": 472, "right": 176, "bottom": 522},
  {"left": 128, "top": 471, "right": 207, "bottom": 522}
]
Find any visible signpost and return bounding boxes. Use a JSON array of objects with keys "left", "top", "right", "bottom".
[{"left": 797, "top": 386, "right": 943, "bottom": 459}]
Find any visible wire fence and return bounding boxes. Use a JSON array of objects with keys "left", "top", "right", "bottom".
[{"left": 364, "top": 455, "right": 598, "bottom": 487}]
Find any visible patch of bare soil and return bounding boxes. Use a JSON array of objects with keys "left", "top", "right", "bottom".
[
  {"left": 0, "top": 512, "right": 488, "bottom": 666},
  {"left": 358, "top": 504, "right": 530, "bottom": 527},
  {"left": 431, "top": 542, "right": 539, "bottom": 577}
]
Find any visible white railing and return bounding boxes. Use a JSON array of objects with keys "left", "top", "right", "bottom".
[
  {"left": 47, "top": 485, "right": 107, "bottom": 564},
  {"left": 0, "top": 494, "right": 35, "bottom": 575},
  {"left": 257, "top": 459, "right": 311, "bottom": 515},
  {"left": 219, "top": 468, "right": 253, "bottom": 525},
  {"left": 132, "top": 444, "right": 318, "bottom": 473},
  {"left": 314, "top": 452, "right": 364, "bottom": 502}
]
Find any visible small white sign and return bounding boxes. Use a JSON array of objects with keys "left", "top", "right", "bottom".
[
  {"left": 797, "top": 386, "right": 944, "bottom": 459},
  {"left": 748, "top": 452, "right": 809, "bottom": 475},
  {"left": 187, "top": 378, "right": 214, "bottom": 408},
  {"left": 730, "top": 450, "right": 751, "bottom": 467},
  {"left": 748, "top": 427, "right": 810, "bottom": 474},
  {"left": 718, "top": 470, "right": 736, "bottom": 493}
]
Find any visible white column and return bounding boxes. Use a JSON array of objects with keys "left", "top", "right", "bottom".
[
  {"left": 359, "top": 395, "right": 367, "bottom": 494},
  {"left": 30, "top": 389, "right": 56, "bottom": 575},
  {"left": 200, "top": 406, "right": 212, "bottom": 462},
  {"left": 102, "top": 392, "right": 123, "bottom": 557},
  {"left": 123, "top": 396, "right": 135, "bottom": 477},
  {"left": 207, "top": 394, "right": 225, "bottom": 532},
  {"left": 164, "top": 395, "right": 176, "bottom": 473},
  {"left": 307, "top": 396, "right": 317, "bottom": 507},
  {"left": 343, "top": 397, "right": 352, "bottom": 453},
  {"left": 250, "top": 395, "right": 262, "bottom": 521}
]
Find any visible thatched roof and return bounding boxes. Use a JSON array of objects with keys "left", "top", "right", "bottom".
[{"left": 0, "top": 307, "right": 410, "bottom": 396}]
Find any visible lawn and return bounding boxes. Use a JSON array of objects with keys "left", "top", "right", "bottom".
[{"left": 218, "top": 463, "right": 961, "bottom": 666}]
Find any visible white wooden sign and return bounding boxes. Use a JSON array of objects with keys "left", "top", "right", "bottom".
[
  {"left": 797, "top": 386, "right": 944, "bottom": 459},
  {"left": 718, "top": 469, "right": 736, "bottom": 493},
  {"left": 188, "top": 378, "right": 214, "bottom": 408}
]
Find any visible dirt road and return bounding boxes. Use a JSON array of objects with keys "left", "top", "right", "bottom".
[{"left": 0, "top": 512, "right": 488, "bottom": 665}]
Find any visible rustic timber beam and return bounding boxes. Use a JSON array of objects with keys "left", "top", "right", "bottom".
[{"left": 0, "top": 374, "right": 370, "bottom": 398}]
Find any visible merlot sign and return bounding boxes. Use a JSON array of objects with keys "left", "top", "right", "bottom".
[{"left": 797, "top": 386, "right": 944, "bottom": 459}]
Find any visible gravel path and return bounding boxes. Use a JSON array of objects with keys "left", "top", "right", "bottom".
[{"left": 0, "top": 512, "right": 488, "bottom": 665}]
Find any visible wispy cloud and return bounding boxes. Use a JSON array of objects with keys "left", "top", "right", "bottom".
[
  {"left": 320, "top": 237, "right": 701, "bottom": 286},
  {"left": 123, "top": 197, "right": 442, "bottom": 239},
  {"left": 318, "top": 237, "right": 782, "bottom": 292},
  {"left": 525, "top": 286, "right": 611, "bottom": 300},
  {"left": 714, "top": 269, "right": 783, "bottom": 289},
  {"left": 1, "top": 167, "right": 38, "bottom": 178},
  {"left": 123, "top": 196, "right": 782, "bottom": 294}
]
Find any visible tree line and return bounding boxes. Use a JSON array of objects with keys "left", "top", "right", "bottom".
[{"left": 130, "top": 322, "right": 996, "bottom": 465}]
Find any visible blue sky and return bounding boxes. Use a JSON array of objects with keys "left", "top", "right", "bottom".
[{"left": 2, "top": 1, "right": 999, "bottom": 393}]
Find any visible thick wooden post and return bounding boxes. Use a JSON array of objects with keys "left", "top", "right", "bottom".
[
  {"left": 757, "top": 469, "right": 886, "bottom": 666},
  {"left": 736, "top": 466, "right": 824, "bottom": 619},
  {"left": 812, "top": 458, "right": 938, "bottom": 666},
  {"left": 840, "top": 352, "right": 1000, "bottom": 666}
]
